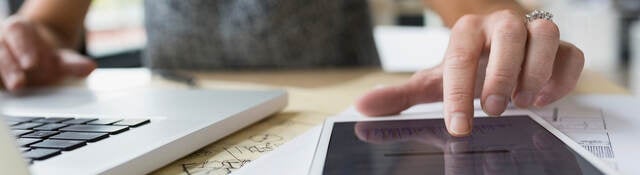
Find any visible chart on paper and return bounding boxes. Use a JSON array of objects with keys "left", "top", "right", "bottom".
[{"left": 532, "top": 107, "right": 617, "bottom": 167}]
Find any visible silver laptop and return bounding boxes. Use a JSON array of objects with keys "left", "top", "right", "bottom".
[{"left": 0, "top": 87, "right": 287, "bottom": 174}]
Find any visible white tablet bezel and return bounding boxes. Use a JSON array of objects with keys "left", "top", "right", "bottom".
[{"left": 308, "top": 109, "right": 620, "bottom": 175}]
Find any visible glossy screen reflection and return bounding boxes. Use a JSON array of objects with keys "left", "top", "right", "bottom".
[{"left": 322, "top": 116, "right": 604, "bottom": 175}]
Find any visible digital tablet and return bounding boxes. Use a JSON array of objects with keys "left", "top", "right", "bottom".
[{"left": 309, "top": 110, "right": 619, "bottom": 175}]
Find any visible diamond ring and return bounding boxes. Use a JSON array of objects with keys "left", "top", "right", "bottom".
[{"left": 525, "top": 10, "right": 553, "bottom": 23}]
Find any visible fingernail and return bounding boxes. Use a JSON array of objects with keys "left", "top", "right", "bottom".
[
  {"left": 484, "top": 95, "right": 507, "bottom": 115},
  {"left": 449, "top": 112, "right": 470, "bottom": 135},
  {"left": 515, "top": 92, "right": 534, "bottom": 108},
  {"left": 19, "top": 55, "right": 33, "bottom": 69}
]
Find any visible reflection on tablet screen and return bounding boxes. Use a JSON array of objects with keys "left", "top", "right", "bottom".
[{"left": 323, "top": 116, "right": 604, "bottom": 175}]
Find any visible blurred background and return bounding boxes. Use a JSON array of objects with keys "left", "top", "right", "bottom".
[{"left": 0, "top": 0, "right": 639, "bottom": 94}]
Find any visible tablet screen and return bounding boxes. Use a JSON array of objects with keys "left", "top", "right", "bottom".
[{"left": 323, "top": 115, "right": 604, "bottom": 175}]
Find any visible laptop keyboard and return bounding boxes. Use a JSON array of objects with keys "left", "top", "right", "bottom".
[{"left": 3, "top": 116, "right": 150, "bottom": 162}]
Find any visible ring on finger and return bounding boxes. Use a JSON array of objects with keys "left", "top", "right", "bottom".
[{"left": 525, "top": 10, "right": 554, "bottom": 23}]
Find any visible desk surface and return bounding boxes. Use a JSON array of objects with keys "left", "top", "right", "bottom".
[{"left": 142, "top": 68, "right": 627, "bottom": 175}]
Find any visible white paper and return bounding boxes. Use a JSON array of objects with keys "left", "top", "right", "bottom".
[
  {"left": 531, "top": 106, "right": 617, "bottom": 167},
  {"left": 232, "top": 126, "right": 322, "bottom": 175},
  {"left": 236, "top": 95, "right": 640, "bottom": 175}
]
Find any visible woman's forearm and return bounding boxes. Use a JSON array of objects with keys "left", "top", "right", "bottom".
[{"left": 425, "top": 0, "right": 526, "bottom": 27}]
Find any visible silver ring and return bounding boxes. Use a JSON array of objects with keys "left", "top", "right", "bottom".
[{"left": 525, "top": 10, "right": 553, "bottom": 23}]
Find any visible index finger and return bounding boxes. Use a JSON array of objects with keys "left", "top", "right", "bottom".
[
  {"left": 2, "top": 17, "right": 42, "bottom": 70},
  {"left": 443, "top": 15, "right": 486, "bottom": 136},
  {"left": 0, "top": 42, "right": 26, "bottom": 91}
]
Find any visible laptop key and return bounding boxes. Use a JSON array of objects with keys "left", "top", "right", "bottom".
[
  {"left": 4, "top": 116, "right": 44, "bottom": 123},
  {"left": 87, "top": 119, "right": 122, "bottom": 125},
  {"left": 34, "top": 117, "right": 74, "bottom": 123},
  {"left": 11, "top": 123, "right": 45, "bottom": 130},
  {"left": 19, "top": 147, "right": 31, "bottom": 152},
  {"left": 21, "top": 131, "right": 60, "bottom": 139},
  {"left": 30, "top": 139, "right": 86, "bottom": 151},
  {"left": 7, "top": 121, "right": 20, "bottom": 126},
  {"left": 16, "top": 138, "right": 42, "bottom": 147},
  {"left": 11, "top": 130, "right": 33, "bottom": 137},
  {"left": 62, "top": 118, "right": 98, "bottom": 125},
  {"left": 60, "top": 125, "right": 129, "bottom": 134},
  {"left": 23, "top": 149, "right": 61, "bottom": 160},
  {"left": 33, "top": 123, "right": 70, "bottom": 131},
  {"left": 114, "top": 119, "right": 150, "bottom": 127},
  {"left": 50, "top": 132, "right": 109, "bottom": 142}
]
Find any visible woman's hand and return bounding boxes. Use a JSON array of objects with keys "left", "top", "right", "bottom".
[
  {"left": 356, "top": 10, "right": 584, "bottom": 136},
  {"left": 0, "top": 16, "right": 96, "bottom": 92}
]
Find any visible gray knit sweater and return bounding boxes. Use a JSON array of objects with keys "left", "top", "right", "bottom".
[{"left": 143, "top": 0, "right": 379, "bottom": 70}]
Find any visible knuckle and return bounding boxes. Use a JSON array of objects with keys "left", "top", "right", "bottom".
[
  {"left": 556, "top": 82, "right": 577, "bottom": 95},
  {"left": 411, "top": 69, "right": 442, "bottom": 87},
  {"left": 2, "top": 18, "right": 30, "bottom": 33},
  {"left": 445, "top": 53, "right": 476, "bottom": 69},
  {"left": 494, "top": 20, "right": 527, "bottom": 41},
  {"left": 528, "top": 20, "right": 560, "bottom": 40},
  {"left": 488, "top": 70, "right": 518, "bottom": 86},
  {"left": 445, "top": 87, "right": 474, "bottom": 104},
  {"left": 526, "top": 70, "right": 551, "bottom": 87}
]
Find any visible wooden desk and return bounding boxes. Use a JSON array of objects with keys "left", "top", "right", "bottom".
[{"left": 149, "top": 68, "right": 628, "bottom": 175}]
